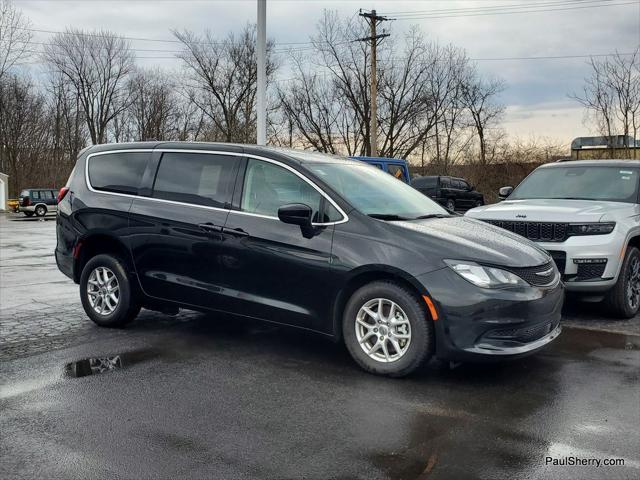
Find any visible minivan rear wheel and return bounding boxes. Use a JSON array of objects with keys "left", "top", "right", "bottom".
[
  {"left": 342, "top": 281, "right": 434, "bottom": 377},
  {"left": 80, "top": 254, "right": 140, "bottom": 327},
  {"left": 604, "top": 246, "right": 640, "bottom": 319}
]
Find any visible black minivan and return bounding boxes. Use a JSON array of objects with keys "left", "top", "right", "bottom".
[{"left": 56, "top": 143, "right": 563, "bottom": 377}]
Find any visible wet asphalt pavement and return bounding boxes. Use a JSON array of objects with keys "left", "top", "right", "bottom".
[{"left": 1, "top": 213, "right": 639, "bottom": 479}]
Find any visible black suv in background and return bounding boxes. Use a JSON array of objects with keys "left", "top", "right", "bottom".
[
  {"left": 56, "top": 142, "right": 562, "bottom": 377},
  {"left": 18, "top": 188, "right": 59, "bottom": 217},
  {"left": 412, "top": 176, "right": 484, "bottom": 211}
]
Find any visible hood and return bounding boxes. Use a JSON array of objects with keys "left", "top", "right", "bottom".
[
  {"left": 466, "top": 198, "right": 632, "bottom": 223},
  {"left": 389, "top": 216, "right": 550, "bottom": 268}
]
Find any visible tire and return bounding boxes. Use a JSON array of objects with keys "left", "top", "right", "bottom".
[
  {"left": 23, "top": 211, "right": 34, "bottom": 217},
  {"left": 604, "top": 246, "right": 640, "bottom": 319},
  {"left": 79, "top": 254, "right": 141, "bottom": 327},
  {"left": 475, "top": 200, "right": 483, "bottom": 207},
  {"left": 446, "top": 199, "right": 456, "bottom": 211},
  {"left": 35, "top": 205, "right": 47, "bottom": 217},
  {"left": 342, "top": 281, "right": 434, "bottom": 377}
]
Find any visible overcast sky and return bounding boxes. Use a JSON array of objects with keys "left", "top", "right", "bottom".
[{"left": 14, "top": 0, "right": 640, "bottom": 146}]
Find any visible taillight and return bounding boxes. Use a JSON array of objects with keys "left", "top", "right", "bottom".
[
  {"left": 23, "top": 197, "right": 31, "bottom": 207},
  {"left": 57, "top": 187, "right": 70, "bottom": 203}
]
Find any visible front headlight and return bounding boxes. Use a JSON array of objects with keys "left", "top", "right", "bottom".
[
  {"left": 568, "top": 222, "right": 615, "bottom": 236},
  {"left": 444, "top": 260, "right": 528, "bottom": 288}
]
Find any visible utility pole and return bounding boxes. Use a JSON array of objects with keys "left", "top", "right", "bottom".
[
  {"left": 358, "top": 9, "right": 389, "bottom": 157},
  {"left": 256, "top": 0, "right": 267, "bottom": 145}
]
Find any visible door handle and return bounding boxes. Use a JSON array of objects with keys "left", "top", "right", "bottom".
[
  {"left": 198, "top": 223, "right": 223, "bottom": 233},
  {"left": 222, "top": 227, "right": 249, "bottom": 237}
]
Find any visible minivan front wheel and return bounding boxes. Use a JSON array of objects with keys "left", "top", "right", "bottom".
[
  {"left": 343, "top": 281, "right": 434, "bottom": 377},
  {"left": 80, "top": 254, "right": 140, "bottom": 327}
]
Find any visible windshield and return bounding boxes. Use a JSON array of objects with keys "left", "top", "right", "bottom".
[
  {"left": 511, "top": 166, "right": 639, "bottom": 203},
  {"left": 306, "top": 163, "right": 449, "bottom": 219}
]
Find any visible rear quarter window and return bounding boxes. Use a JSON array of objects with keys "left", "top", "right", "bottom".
[{"left": 87, "top": 152, "right": 149, "bottom": 195}]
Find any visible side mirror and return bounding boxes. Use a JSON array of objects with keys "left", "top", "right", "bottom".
[
  {"left": 278, "top": 203, "right": 313, "bottom": 227},
  {"left": 498, "top": 186, "right": 513, "bottom": 200}
]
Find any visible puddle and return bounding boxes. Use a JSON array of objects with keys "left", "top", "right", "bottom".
[{"left": 64, "top": 349, "right": 159, "bottom": 378}]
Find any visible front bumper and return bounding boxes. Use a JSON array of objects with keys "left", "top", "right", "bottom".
[
  {"left": 538, "top": 234, "right": 623, "bottom": 293},
  {"left": 417, "top": 267, "right": 564, "bottom": 362}
]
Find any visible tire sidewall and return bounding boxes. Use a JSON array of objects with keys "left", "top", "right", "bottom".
[
  {"left": 446, "top": 200, "right": 455, "bottom": 211},
  {"left": 621, "top": 247, "right": 640, "bottom": 316},
  {"left": 342, "top": 282, "right": 433, "bottom": 377},
  {"left": 35, "top": 205, "right": 46, "bottom": 217},
  {"left": 80, "top": 254, "right": 134, "bottom": 327}
]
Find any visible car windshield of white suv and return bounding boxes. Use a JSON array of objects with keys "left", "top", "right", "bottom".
[
  {"left": 510, "top": 166, "right": 639, "bottom": 203},
  {"left": 307, "top": 163, "right": 449, "bottom": 220}
]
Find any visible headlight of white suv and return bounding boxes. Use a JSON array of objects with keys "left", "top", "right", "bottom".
[{"left": 444, "top": 260, "right": 528, "bottom": 288}]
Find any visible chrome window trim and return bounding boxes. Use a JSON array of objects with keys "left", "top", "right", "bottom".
[{"left": 84, "top": 148, "right": 349, "bottom": 226}]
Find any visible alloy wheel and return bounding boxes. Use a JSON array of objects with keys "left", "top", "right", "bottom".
[
  {"left": 355, "top": 298, "right": 412, "bottom": 363},
  {"left": 627, "top": 256, "right": 640, "bottom": 310},
  {"left": 87, "top": 266, "right": 120, "bottom": 316}
]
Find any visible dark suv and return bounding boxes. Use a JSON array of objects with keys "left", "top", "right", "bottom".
[
  {"left": 412, "top": 176, "right": 484, "bottom": 211},
  {"left": 18, "top": 188, "right": 59, "bottom": 217},
  {"left": 56, "top": 142, "right": 563, "bottom": 377}
]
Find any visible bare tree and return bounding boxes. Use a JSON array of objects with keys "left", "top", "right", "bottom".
[
  {"left": 461, "top": 68, "right": 505, "bottom": 165},
  {"left": 174, "top": 24, "right": 277, "bottom": 143},
  {"left": 0, "top": 0, "right": 32, "bottom": 80},
  {"left": 126, "top": 68, "right": 178, "bottom": 141},
  {"left": 0, "top": 75, "right": 52, "bottom": 195},
  {"left": 572, "top": 49, "right": 640, "bottom": 154},
  {"left": 43, "top": 29, "right": 135, "bottom": 144}
]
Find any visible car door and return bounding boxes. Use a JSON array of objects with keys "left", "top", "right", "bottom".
[
  {"left": 456, "top": 180, "right": 471, "bottom": 208},
  {"left": 220, "top": 157, "right": 342, "bottom": 332},
  {"left": 387, "top": 163, "right": 408, "bottom": 183},
  {"left": 128, "top": 150, "right": 241, "bottom": 310},
  {"left": 451, "top": 179, "right": 466, "bottom": 208},
  {"left": 44, "top": 190, "right": 57, "bottom": 210}
]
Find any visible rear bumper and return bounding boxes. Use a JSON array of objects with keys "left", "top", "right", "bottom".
[
  {"left": 417, "top": 267, "right": 564, "bottom": 362},
  {"left": 55, "top": 247, "right": 74, "bottom": 281}
]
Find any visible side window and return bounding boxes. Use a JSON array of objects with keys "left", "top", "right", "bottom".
[
  {"left": 441, "top": 178, "right": 450, "bottom": 188},
  {"left": 43, "top": 190, "right": 54, "bottom": 199},
  {"left": 31, "top": 191, "right": 40, "bottom": 200},
  {"left": 387, "top": 164, "right": 407, "bottom": 182},
  {"left": 88, "top": 152, "right": 149, "bottom": 195},
  {"left": 152, "top": 152, "right": 237, "bottom": 208},
  {"left": 241, "top": 159, "right": 342, "bottom": 223},
  {"left": 460, "top": 181, "right": 471, "bottom": 191}
]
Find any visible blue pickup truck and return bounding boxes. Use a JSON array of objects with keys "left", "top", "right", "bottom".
[{"left": 350, "top": 156, "right": 411, "bottom": 184}]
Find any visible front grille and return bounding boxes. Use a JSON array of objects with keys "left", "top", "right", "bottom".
[
  {"left": 576, "top": 262, "right": 607, "bottom": 280},
  {"left": 483, "top": 220, "right": 569, "bottom": 242},
  {"left": 505, "top": 261, "right": 558, "bottom": 287},
  {"left": 487, "top": 321, "right": 554, "bottom": 343},
  {"left": 547, "top": 251, "right": 567, "bottom": 275}
]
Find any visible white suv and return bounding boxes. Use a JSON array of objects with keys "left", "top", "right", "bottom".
[{"left": 466, "top": 160, "right": 640, "bottom": 318}]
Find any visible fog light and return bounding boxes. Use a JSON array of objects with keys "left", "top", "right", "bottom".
[{"left": 573, "top": 258, "right": 607, "bottom": 264}]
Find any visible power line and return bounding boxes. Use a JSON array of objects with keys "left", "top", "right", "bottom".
[
  {"left": 380, "top": 0, "right": 608, "bottom": 16},
  {"left": 387, "top": 0, "right": 638, "bottom": 20},
  {"left": 16, "top": 26, "right": 330, "bottom": 47}
]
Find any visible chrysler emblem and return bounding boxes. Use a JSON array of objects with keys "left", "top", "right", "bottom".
[{"left": 535, "top": 268, "right": 554, "bottom": 277}]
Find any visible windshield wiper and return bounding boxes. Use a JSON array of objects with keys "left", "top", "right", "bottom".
[
  {"left": 413, "top": 213, "right": 451, "bottom": 220},
  {"left": 368, "top": 213, "right": 410, "bottom": 221}
]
